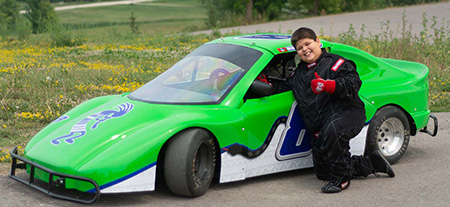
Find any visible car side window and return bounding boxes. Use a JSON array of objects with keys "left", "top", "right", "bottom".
[
  {"left": 263, "top": 52, "right": 298, "bottom": 80},
  {"left": 244, "top": 52, "right": 297, "bottom": 100}
]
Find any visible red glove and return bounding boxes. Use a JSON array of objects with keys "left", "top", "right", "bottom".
[{"left": 311, "top": 72, "right": 336, "bottom": 94}]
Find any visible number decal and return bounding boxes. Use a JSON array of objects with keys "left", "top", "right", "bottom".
[
  {"left": 276, "top": 101, "right": 312, "bottom": 160},
  {"left": 295, "top": 129, "right": 306, "bottom": 146}
]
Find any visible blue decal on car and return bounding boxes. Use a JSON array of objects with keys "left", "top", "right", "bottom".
[
  {"left": 53, "top": 115, "right": 70, "bottom": 123},
  {"left": 223, "top": 116, "right": 287, "bottom": 158},
  {"left": 87, "top": 161, "right": 156, "bottom": 193},
  {"left": 276, "top": 101, "right": 312, "bottom": 160},
  {"left": 234, "top": 34, "right": 291, "bottom": 40},
  {"left": 51, "top": 103, "right": 134, "bottom": 145}
]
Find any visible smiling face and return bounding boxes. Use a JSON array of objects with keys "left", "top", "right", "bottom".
[{"left": 295, "top": 38, "right": 322, "bottom": 64}]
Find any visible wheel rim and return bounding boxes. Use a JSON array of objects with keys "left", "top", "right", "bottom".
[
  {"left": 193, "top": 142, "right": 212, "bottom": 185},
  {"left": 377, "top": 117, "right": 405, "bottom": 156}
]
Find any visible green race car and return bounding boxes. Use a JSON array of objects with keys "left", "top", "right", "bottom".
[{"left": 10, "top": 34, "right": 437, "bottom": 203}]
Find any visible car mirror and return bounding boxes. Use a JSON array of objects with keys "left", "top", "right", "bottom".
[{"left": 247, "top": 80, "right": 273, "bottom": 99}]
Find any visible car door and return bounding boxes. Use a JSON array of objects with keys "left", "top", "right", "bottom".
[{"left": 239, "top": 90, "right": 312, "bottom": 160}]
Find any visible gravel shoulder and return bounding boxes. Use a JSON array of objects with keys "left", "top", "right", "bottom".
[{"left": 0, "top": 162, "right": 9, "bottom": 176}]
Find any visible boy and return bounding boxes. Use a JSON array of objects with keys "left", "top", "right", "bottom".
[{"left": 287, "top": 27, "right": 395, "bottom": 193}]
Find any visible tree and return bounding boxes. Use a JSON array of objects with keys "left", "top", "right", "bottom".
[
  {"left": 0, "top": 0, "right": 20, "bottom": 29},
  {"left": 130, "top": 11, "right": 139, "bottom": 34},
  {"left": 25, "top": 0, "right": 58, "bottom": 33},
  {"left": 202, "top": 0, "right": 307, "bottom": 28},
  {"left": 206, "top": 3, "right": 220, "bottom": 28},
  {"left": 283, "top": 0, "right": 308, "bottom": 18},
  {"left": 245, "top": 0, "right": 253, "bottom": 23},
  {"left": 313, "top": 0, "right": 318, "bottom": 15},
  {"left": 253, "top": 0, "right": 285, "bottom": 20},
  {"left": 230, "top": 0, "right": 285, "bottom": 21}
]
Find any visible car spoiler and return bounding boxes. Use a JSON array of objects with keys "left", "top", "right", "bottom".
[{"left": 9, "top": 147, "right": 101, "bottom": 204}]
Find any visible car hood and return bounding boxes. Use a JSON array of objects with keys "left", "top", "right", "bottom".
[{"left": 24, "top": 94, "right": 216, "bottom": 175}]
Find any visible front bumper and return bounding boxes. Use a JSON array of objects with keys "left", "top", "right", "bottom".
[{"left": 9, "top": 147, "right": 101, "bottom": 204}]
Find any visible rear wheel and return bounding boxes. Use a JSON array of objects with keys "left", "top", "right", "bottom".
[
  {"left": 164, "top": 129, "right": 216, "bottom": 197},
  {"left": 366, "top": 106, "right": 410, "bottom": 164}
]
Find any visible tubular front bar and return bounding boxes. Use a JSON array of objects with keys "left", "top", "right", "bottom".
[
  {"left": 9, "top": 147, "right": 101, "bottom": 204},
  {"left": 420, "top": 114, "right": 438, "bottom": 137}
]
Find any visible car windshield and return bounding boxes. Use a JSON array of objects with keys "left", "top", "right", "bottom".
[{"left": 129, "top": 43, "right": 263, "bottom": 104}]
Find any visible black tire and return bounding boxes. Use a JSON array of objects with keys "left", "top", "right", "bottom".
[
  {"left": 366, "top": 106, "right": 410, "bottom": 164},
  {"left": 164, "top": 129, "right": 216, "bottom": 197}
]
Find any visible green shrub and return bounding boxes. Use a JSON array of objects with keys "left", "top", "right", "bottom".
[
  {"left": 48, "top": 23, "right": 83, "bottom": 47},
  {"left": 24, "top": 0, "right": 58, "bottom": 33},
  {"left": 0, "top": 0, "right": 20, "bottom": 28},
  {"left": 0, "top": 0, "right": 21, "bottom": 37},
  {"left": 10, "top": 15, "right": 32, "bottom": 40}
]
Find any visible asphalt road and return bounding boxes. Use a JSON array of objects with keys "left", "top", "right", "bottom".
[
  {"left": 195, "top": 1, "right": 450, "bottom": 38},
  {"left": 3, "top": 2, "right": 450, "bottom": 207},
  {"left": 1, "top": 112, "right": 448, "bottom": 207}
]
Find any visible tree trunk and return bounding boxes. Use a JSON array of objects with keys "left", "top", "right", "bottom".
[
  {"left": 245, "top": 0, "right": 253, "bottom": 23},
  {"left": 313, "top": 0, "right": 319, "bottom": 15}
]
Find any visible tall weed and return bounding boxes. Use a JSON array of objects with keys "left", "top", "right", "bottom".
[{"left": 334, "top": 12, "right": 450, "bottom": 111}]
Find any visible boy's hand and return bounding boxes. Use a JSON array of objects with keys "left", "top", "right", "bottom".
[{"left": 311, "top": 72, "right": 336, "bottom": 94}]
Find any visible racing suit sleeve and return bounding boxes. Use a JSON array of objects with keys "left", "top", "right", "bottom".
[
  {"left": 270, "top": 74, "right": 294, "bottom": 94},
  {"left": 333, "top": 60, "right": 362, "bottom": 100}
]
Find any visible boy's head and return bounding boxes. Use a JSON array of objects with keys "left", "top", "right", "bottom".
[
  {"left": 291, "top": 27, "right": 322, "bottom": 63},
  {"left": 290, "top": 27, "right": 317, "bottom": 47}
]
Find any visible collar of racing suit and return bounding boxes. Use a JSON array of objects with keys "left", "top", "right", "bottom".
[{"left": 303, "top": 48, "right": 328, "bottom": 69}]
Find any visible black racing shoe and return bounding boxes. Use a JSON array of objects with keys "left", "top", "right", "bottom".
[
  {"left": 321, "top": 179, "right": 350, "bottom": 193},
  {"left": 369, "top": 150, "right": 395, "bottom": 177}
]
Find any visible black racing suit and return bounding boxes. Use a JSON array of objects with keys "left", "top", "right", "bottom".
[{"left": 279, "top": 49, "right": 374, "bottom": 181}]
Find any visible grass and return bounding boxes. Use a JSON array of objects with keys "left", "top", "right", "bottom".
[
  {"left": 0, "top": 3, "right": 449, "bottom": 162},
  {"left": 0, "top": 32, "right": 211, "bottom": 152},
  {"left": 329, "top": 12, "right": 450, "bottom": 112},
  {"left": 57, "top": 0, "right": 208, "bottom": 33}
]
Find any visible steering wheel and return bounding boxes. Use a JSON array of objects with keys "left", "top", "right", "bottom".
[
  {"left": 209, "top": 68, "right": 231, "bottom": 90},
  {"left": 283, "top": 59, "right": 297, "bottom": 78}
]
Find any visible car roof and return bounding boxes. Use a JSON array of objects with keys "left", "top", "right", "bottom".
[{"left": 208, "top": 33, "right": 332, "bottom": 55}]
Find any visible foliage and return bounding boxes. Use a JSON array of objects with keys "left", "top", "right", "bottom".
[
  {"left": 228, "top": 0, "right": 286, "bottom": 20},
  {"left": 129, "top": 12, "right": 139, "bottom": 34},
  {"left": 0, "top": 0, "right": 20, "bottom": 29},
  {"left": 205, "top": 3, "right": 219, "bottom": 28},
  {"left": 0, "top": 0, "right": 31, "bottom": 41},
  {"left": 47, "top": 22, "right": 84, "bottom": 46},
  {"left": 343, "top": 0, "right": 388, "bottom": 12},
  {"left": 253, "top": 0, "right": 285, "bottom": 20},
  {"left": 9, "top": 15, "right": 32, "bottom": 40},
  {"left": 282, "top": 0, "right": 308, "bottom": 18},
  {"left": 202, "top": 0, "right": 446, "bottom": 28},
  {"left": 334, "top": 11, "right": 450, "bottom": 111},
  {"left": 301, "top": 0, "right": 344, "bottom": 14},
  {"left": 24, "top": 0, "right": 58, "bottom": 33},
  {"left": 204, "top": 0, "right": 288, "bottom": 27}
]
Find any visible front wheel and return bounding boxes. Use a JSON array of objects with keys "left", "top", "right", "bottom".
[
  {"left": 366, "top": 106, "right": 410, "bottom": 164},
  {"left": 164, "top": 129, "right": 216, "bottom": 197}
]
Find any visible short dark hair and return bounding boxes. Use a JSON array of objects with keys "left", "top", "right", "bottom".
[{"left": 291, "top": 27, "right": 317, "bottom": 48}]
